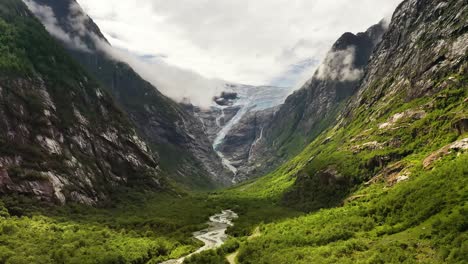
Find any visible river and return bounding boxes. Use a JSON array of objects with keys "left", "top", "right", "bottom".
[{"left": 160, "top": 210, "right": 238, "bottom": 264}]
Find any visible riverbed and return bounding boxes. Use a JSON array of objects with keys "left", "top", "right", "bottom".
[{"left": 160, "top": 210, "right": 238, "bottom": 264}]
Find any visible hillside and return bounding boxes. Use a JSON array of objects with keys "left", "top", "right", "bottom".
[
  {"left": 224, "top": 0, "right": 468, "bottom": 262},
  {"left": 0, "top": 0, "right": 166, "bottom": 205},
  {"left": 225, "top": 20, "right": 388, "bottom": 180}
]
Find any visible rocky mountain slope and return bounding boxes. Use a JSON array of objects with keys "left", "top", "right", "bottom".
[
  {"left": 185, "top": 83, "right": 290, "bottom": 181},
  {"left": 217, "top": 20, "right": 388, "bottom": 180},
  {"left": 229, "top": 1, "right": 468, "bottom": 261},
  {"left": 236, "top": 0, "right": 467, "bottom": 211},
  {"left": 0, "top": 0, "right": 165, "bottom": 205},
  {"left": 26, "top": 0, "right": 233, "bottom": 188}
]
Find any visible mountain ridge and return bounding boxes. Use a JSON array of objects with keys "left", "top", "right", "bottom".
[{"left": 0, "top": 0, "right": 166, "bottom": 204}]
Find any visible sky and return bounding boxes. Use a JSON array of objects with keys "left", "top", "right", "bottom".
[{"left": 76, "top": 0, "right": 403, "bottom": 88}]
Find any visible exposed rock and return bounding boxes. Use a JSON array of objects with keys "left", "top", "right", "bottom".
[
  {"left": 378, "top": 109, "right": 426, "bottom": 130},
  {"left": 350, "top": 141, "right": 385, "bottom": 154},
  {"left": 452, "top": 117, "right": 468, "bottom": 135},
  {"left": 217, "top": 107, "right": 277, "bottom": 181},
  {"left": 349, "top": 0, "right": 468, "bottom": 114},
  {"left": 0, "top": 1, "right": 164, "bottom": 204},
  {"left": 214, "top": 92, "right": 238, "bottom": 106},
  {"left": 186, "top": 105, "right": 240, "bottom": 142},
  {"left": 450, "top": 138, "right": 468, "bottom": 151},
  {"left": 423, "top": 138, "right": 468, "bottom": 169}
]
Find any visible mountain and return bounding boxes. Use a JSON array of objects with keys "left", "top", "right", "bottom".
[
  {"left": 285, "top": 0, "right": 468, "bottom": 210},
  {"left": 25, "top": 0, "right": 233, "bottom": 189},
  {"left": 236, "top": 0, "right": 467, "bottom": 211},
  {"left": 222, "top": 0, "right": 467, "bottom": 261},
  {"left": 0, "top": 0, "right": 165, "bottom": 205},
  {"left": 213, "top": 20, "right": 388, "bottom": 180}
]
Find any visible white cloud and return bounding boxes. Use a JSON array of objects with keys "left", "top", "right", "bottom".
[
  {"left": 25, "top": 0, "right": 403, "bottom": 108},
  {"left": 25, "top": 0, "right": 225, "bottom": 108},
  {"left": 94, "top": 39, "right": 225, "bottom": 108},
  {"left": 316, "top": 47, "right": 363, "bottom": 82},
  {"left": 76, "top": 0, "right": 402, "bottom": 86},
  {"left": 23, "top": 0, "right": 90, "bottom": 52}
]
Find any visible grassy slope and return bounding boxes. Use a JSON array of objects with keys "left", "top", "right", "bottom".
[
  {"left": 230, "top": 73, "right": 467, "bottom": 207},
  {"left": 237, "top": 154, "right": 467, "bottom": 263},
  {"left": 222, "top": 72, "right": 468, "bottom": 263}
]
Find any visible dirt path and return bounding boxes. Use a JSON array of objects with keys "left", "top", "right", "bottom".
[
  {"left": 226, "top": 226, "right": 261, "bottom": 264},
  {"left": 160, "top": 210, "right": 238, "bottom": 264}
]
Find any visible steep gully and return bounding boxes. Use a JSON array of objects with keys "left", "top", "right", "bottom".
[{"left": 208, "top": 85, "right": 291, "bottom": 182}]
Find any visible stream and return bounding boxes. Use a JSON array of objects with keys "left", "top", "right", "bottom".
[{"left": 160, "top": 210, "right": 238, "bottom": 264}]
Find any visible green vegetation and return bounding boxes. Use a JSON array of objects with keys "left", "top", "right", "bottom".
[
  {"left": 184, "top": 238, "right": 239, "bottom": 264},
  {"left": 236, "top": 154, "right": 468, "bottom": 263},
  {"left": 0, "top": 190, "right": 302, "bottom": 264},
  {"left": 0, "top": 194, "right": 216, "bottom": 264}
]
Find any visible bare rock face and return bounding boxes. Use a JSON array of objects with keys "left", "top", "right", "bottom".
[
  {"left": 423, "top": 138, "right": 468, "bottom": 169},
  {"left": 217, "top": 107, "right": 277, "bottom": 181},
  {"left": 0, "top": 0, "right": 168, "bottom": 204},
  {"left": 349, "top": 0, "right": 468, "bottom": 115},
  {"left": 0, "top": 76, "right": 161, "bottom": 205},
  {"left": 186, "top": 104, "right": 241, "bottom": 143}
]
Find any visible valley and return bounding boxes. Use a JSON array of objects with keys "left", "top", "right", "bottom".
[{"left": 0, "top": 0, "right": 467, "bottom": 263}]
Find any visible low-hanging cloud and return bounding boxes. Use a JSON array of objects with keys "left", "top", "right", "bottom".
[
  {"left": 23, "top": 0, "right": 90, "bottom": 52},
  {"left": 76, "top": 0, "right": 403, "bottom": 87},
  {"left": 24, "top": 0, "right": 225, "bottom": 108},
  {"left": 94, "top": 40, "right": 225, "bottom": 108},
  {"left": 25, "top": 0, "right": 403, "bottom": 108},
  {"left": 315, "top": 47, "right": 364, "bottom": 82}
]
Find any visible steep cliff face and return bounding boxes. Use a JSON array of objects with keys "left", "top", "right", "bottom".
[
  {"left": 0, "top": 0, "right": 163, "bottom": 204},
  {"left": 217, "top": 107, "right": 277, "bottom": 182},
  {"left": 283, "top": 0, "right": 468, "bottom": 210},
  {"left": 349, "top": 0, "right": 468, "bottom": 116},
  {"left": 223, "top": 21, "right": 387, "bottom": 180},
  {"left": 26, "top": 0, "right": 233, "bottom": 188}
]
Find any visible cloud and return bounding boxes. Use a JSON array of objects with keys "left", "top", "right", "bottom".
[
  {"left": 23, "top": 0, "right": 90, "bottom": 52},
  {"left": 315, "top": 47, "right": 364, "bottom": 82},
  {"left": 94, "top": 39, "right": 225, "bottom": 108},
  {"left": 76, "top": 0, "right": 403, "bottom": 86},
  {"left": 68, "top": 1, "right": 90, "bottom": 36},
  {"left": 24, "top": 0, "right": 224, "bottom": 108},
  {"left": 25, "top": 0, "right": 403, "bottom": 108}
]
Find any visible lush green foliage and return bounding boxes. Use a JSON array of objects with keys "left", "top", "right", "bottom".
[
  {"left": 236, "top": 154, "right": 468, "bottom": 263},
  {"left": 0, "top": 193, "right": 222, "bottom": 264}
]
